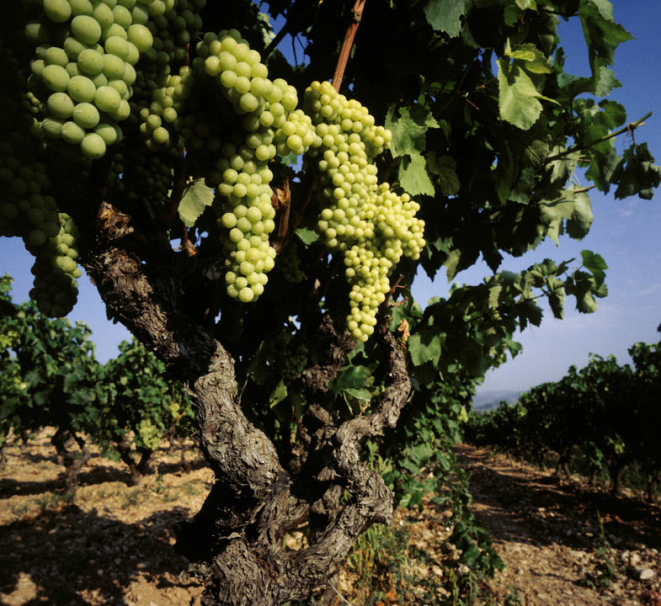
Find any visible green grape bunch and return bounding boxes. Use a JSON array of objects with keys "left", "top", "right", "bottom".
[
  {"left": 26, "top": 0, "right": 162, "bottom": 159},
  {"left": 303, "top": 80, "right": 425, "bottom": 342},
  {"left": 3, "top": 5, "right": 426, "bottom": 339}
]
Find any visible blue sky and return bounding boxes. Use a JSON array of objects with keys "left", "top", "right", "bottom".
[{"left": 1, "top": 2, "right": 660, "bottom": 395}]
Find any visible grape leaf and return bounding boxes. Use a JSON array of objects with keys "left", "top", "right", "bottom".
[
  {"left": 566, "top": 191, "right": 593, "bottom": 239},
  {"left": 385, "top": 107, "right": 428, "bottom": 158},
  {"left": 408, "top": 332, "right": 442, "bottom": 367},
  {"left": 428, "top": 153, "right": 460, "bottom": 196},
  {"left": 344, "top": 387, "right": 372, "bottom": 402},
  {"left": 580, "top": 250, "right": 608, "bottom": 282},
  {"left": 497, "top": 59, "right": 545, "bottom": 130},
  {"left": 424, "top": 0, "right": 471, "bottom": 38},
  {"left": 178, "top": 179, "right": 214, "bottom": 227},
  {"left": 296, "top": 227, "right": 319, "bottom": 244},
  {"left": 399, "top": 153, "right": 435, "bottom": 197}
]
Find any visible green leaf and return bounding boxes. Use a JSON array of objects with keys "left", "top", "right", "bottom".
[
  {"left": 269, "top": 379, "right": 288, "bottom": 407},
  {"left": 385, "top": 107, "right": 429, "bottom": 158},
  {"left": 548, "top": 287, "right": 565, "bottom": 320},
  {"left": 178, "top": 179, "right": 215, "bottom": 227},
  {"left": 424, "top": 0, "right": 471, "bottom": 38},
  {"left": 344, "top": 387, "right": 372, "bottom": 402},
  {"left": 507, "top": 43, "right": 551, "bottom": 74},
  {"left": 444, "top": 249, "right": 461, "bottom": 282},
  {"left": 613, "top": 143, "right": 661, "bottom": 200},
  {"left": 333, "top": 366, "right": 368, "bottom": 394},
  {"left": 296, "top": 227, "right": 319, "bottom": 245},
  {"left": 580, "top": 250, "right": 608, "bottom": 282},
  {"left": 399, "top": 153, "right": 435, "bottom": 197},
  {"left": 428, "top": 153, "right": 460, "bottom": 196},
  {"left": 497, "top": 59, "right": 544, "bottom": 130},
  {"left": 566, "top": 191, "right": 593, "bottom": 240},
  {"left": 408, "top": 332, "right": 442, "bottom": 367},
  {"left": 539, "top": 189, "right": 580, "bottom": 244}
]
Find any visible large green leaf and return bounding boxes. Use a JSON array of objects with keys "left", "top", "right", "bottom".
[
  {"left": 399, "top": 153, "right": 436, "bottom": 197},
  {"left": 428, "top": 153, "right": 460, "bottom": 196},
  {"left": 424, "top": 0, "right": 471, "bottom": 38},
  {"left": 497, "top": 58, "right": 544, "bottom": 130},
  {"left": 385, "top": 106, "right": 433, "bottom": 158},
  {"left": 408, "top": 331, "right": 442, "bottom": 367}
]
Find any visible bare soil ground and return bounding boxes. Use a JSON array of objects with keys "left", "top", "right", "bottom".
[
  {"left": 1, "top": 431, "right": 660, "bottom": 605},
  {"left": 458, "top": 444, "right": 661, "bottom": 606},
  {"left": 0, "top": 429, "right": 210, "bottom": 606}
]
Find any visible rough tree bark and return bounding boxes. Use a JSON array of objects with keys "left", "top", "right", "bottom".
[{"left": 79, "top": 199, "right": 412, "bottom": 605}]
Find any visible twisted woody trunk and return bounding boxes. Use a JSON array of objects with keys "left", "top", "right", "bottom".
[
  {"left": 77, "top": 3, "right": 414, "bottom": 603},
  {"left": 81, "top": 199, "right": 410, "bottom": 605}
]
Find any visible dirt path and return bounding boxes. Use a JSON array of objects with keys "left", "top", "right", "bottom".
[
  {"left": 0, "top": 430, "right": 210, "bottom": 606},
  {"left": 1, "top": 431, "right": 660, "bottom": 606},
  {"left": 457, "top": 444, "right": 661, "bottom": 606}
]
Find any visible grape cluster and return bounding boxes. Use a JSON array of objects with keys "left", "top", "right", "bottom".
[
  {"left": 27, "top": 213, "right": 82, "bottom": 317},
  {"left": 110, "top": 146, "right": 174, "bottom": 211},
  {"left": 303, "top": 81, "right": 425, "bottom": 342},
  {"left": 130, "top": 0, "right": 205, "bottom": 149},
  {"left": 138, "top": 64, "right": 192, "bottom": 151},
  {"left": 195, "top": 30, "right": 317, "bottom": 304},
  {"left": 27, "top": 0, "right": 159, "bottom": 158},
  {"left": 0, "top": 40, "right": 82, "bottom": 318},
  {"left": 277, "top": 241, "right": 305, "bottom": 283},
  {"left": 141, "top": 0, "right": 205, "bottom": 67},
  {"left": 0, "top": 154, "right": 60, "bottom": 245},
  {"left": 0, "top": 49, "right": 53, "bottom": 243}
]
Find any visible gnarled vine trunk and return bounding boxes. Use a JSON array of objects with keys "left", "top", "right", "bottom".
[{"left": 80, "top": 200, "right": 411, "bottom": 605}]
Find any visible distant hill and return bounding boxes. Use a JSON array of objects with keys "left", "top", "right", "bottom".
[{"left": 471, "top": 390, "right": 521, "bottom": 413}]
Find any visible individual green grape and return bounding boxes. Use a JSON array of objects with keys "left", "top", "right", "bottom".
[
  {"left": 43, "top": 0, "right": 72, "bottom": 23},
  {"left": 71, "top": 15, "right": 103, "bottom": 45},
  {"left": 47, "top": 92, "right": 75, "bottom": 119},
  {"left": 77, "top": 48, "right": 105, "bottom": 75},
  {"left": 80, "top": 132, "right": 106, "bottom": 158},
  {"left": 94, "top": 85, "right": 122, "bottom": 113}
]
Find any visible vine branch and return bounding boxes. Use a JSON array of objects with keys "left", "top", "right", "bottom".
[
  {"left": 545, "top": 112, "right": 653, "bottom": 164},
  {"left": 332, "top": 0, "right": 367, "bottom": 91}
]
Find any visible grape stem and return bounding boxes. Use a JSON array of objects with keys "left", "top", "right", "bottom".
[
  {"left": 544, "top": 111, "right": 653, "bottom": 163},
  {"left": 331, "top": 0, "right": 368, "bottom": 91}
]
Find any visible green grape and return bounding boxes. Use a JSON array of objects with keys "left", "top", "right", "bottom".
[
  {"left": 69, "top": 0, "right": 94, "bottom": 17},
  {"left": 77, "top": 48, "right": 105, "bottom": 75},
  {"left": 47, "top": 92, "right": 75, "bottom": 119},
  {"left": 105, "top": 35, "right": 130, "bottom": 60},
  {"left": 301, "top": 80, "right": 424, "bottom": 342},
  {"left": 68, "top": 75, "right": 97, "bottom": 102},
  {"left": 42, "top": 64, "right": 70, "bottom": 92},
  {"left": 61, "top": 120, "right": 86, "bottom": 143},
  {"left": 103, "top": 53, "right": 126, "bottom": 79},
  {"left": 93, "top": 3, "right": 115, "bottom": 28},
  {"left": 95, "top": 122, "right": 121, "bottom": 145},
  {"left": 71, "top": 16, "right": 103, "bottom": 45},
  {"left": 27, "top": 213, "right": 81, "bottom": 317},
  {"left": 43, "top": 0, "right": 73, "bottom": 23},
  {"left": 72, "top": 102, "right": 100, "bottom": 128},
  {"left": 95, "top": 85, "right": 122, "bottom": 113},
  {"left": 44, "top": 47, "right": 69, "bottom": 68},
  {"left": 127, "top": 24, "right": 154, "bottom": 52}
]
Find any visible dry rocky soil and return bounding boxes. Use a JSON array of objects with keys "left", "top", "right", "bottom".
[{"left": 0, "top": 430, "right": 659, "bottom": 606}]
